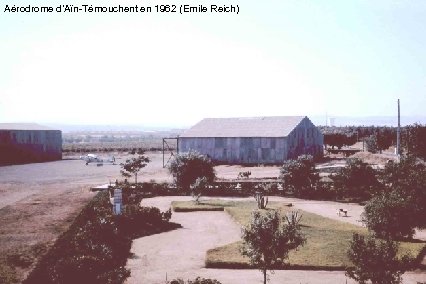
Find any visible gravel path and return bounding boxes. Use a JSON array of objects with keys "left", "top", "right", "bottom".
[{"left": 126, "top": 196, "right": 426, "bottom": 284}]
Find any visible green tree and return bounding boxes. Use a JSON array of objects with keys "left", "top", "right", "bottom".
[
  {"left": 362, "top": 191, "right": 415, "bottom": 239},
  {"left": 380, "top": 157, "right": 426, "bottom": 229},
  {"left": 324, "top": 133, "right": 347, "bottom": 149},
  {"left": 376, "top": 128, "right": 395, "bottom": 153},
  {"left": 365, "top": 130, "right": 394, "bottom": 154},
  {"left": 403, "top": 123, "right": 426, "bottom": 159},
  {"left": 120, "top": 154, "right": 150, "bottom": 184},
  {"left": 279, "top": 155, "right": 319, "bottom": 197},
  {"left": 241, "top": 210, "right": 306, "bottom": 284},
  {"left": 331, "top": 158, "right": 379, "bottom": 199},
  {"left": 346, "top": 233, "right": 411, "bottom": 284},
  {"left": 365, "top": 135, "right": 379, "bottom": 154},
  {"left": 168, "top": 150, "right": 215, "bottom": 190}
]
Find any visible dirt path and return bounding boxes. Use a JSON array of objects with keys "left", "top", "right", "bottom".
[
  {"left": 126, "top": 209, "right": 241, "bottom": 283},
  {"left": 126, "top": 196, "right": 426, "bottom": 284}
]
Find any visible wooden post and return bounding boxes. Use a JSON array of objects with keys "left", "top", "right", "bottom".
[{"left": 396, "top": 99, "right": 401, "bottom": 156}]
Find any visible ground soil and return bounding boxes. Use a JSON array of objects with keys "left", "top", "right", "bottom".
[{"left": 0, "top": 157, "right": 124, "bottom": 282}]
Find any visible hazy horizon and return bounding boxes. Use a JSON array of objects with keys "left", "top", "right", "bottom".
[{"left": 35, "top": 115, "right": 425, "bottom": 132}]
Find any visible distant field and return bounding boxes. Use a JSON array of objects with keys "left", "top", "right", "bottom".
[{"left": 62, "top": 130, "right": 181, "bottom": 153}]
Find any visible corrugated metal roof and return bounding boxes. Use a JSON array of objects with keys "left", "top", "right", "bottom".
[
  {"left": 180, "top": 116, "right": 307, "bottom": 138},
  {"left": 0, "top": 123, "right": 56, "bottom": 131}
]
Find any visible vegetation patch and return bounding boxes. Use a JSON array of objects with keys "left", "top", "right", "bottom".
[
  {"left": 171, "top": 200, "right": 236, "bottom": 212},
  {"left": 204, "top": 201, "right": 425, "bottom": 270},
  {"left": 24, "top": 190, "right": 180, "bottom": 284}
]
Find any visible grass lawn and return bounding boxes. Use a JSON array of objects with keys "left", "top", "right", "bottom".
[
  {"left": 175, "top": 200, "right": 425, "bottom": 270},
  {"left": 171, "top": 199, "right": 238, "bottom": 212}
]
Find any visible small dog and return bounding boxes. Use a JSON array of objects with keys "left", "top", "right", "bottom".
[{"left": 337, "top": 208, "right": 348, "bottom": 217}]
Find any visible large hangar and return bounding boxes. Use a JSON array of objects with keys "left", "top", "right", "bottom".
[
  {"left": 178, "top": 116, "right": 323, "bottom": 164},
  {"left": 0, "top": 123, "right": 62, "bottom": 165}
]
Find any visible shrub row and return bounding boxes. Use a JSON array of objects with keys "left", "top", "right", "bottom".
[
  {"left": 116, "top": 181, "right": 338, "bottom": 201},
  {"left": 24, "top": 190, "right": 179, "bottom": 284}
]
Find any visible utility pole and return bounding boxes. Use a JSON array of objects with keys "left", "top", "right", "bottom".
[{"left": 396, "top": 99, "right": 401, "bottom": 156}]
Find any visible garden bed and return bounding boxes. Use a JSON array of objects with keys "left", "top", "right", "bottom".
[{"left": 171, "top": 200, "right": 237, "bottom": 212}]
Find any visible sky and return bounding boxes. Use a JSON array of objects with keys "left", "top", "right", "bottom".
[{"left": 1, "top": 0, "right": 426, "bottom": 127}]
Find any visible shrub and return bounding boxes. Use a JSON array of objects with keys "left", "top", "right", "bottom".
[
  {"left": 169, "top": 277, "right": 222, "bottom": 284},
  {"left": 238, "top": 171, "right": 251, "bottom": 179},
  {"left": 362, "top": 191, "right": 416, "bottom": 239},
  {"left": 403, "top": 123, "right": 426, "bottom": 159},
  {"left": 332, "top": 158, "right": 379, "bottom": 199},
  {"left": 117, "top": 206, "right": 171, "bottom": 238},
  {"left": 380, "top": 157, "right": 426, "bottom": 229},
  {"left": 168, "top": 150, "right": 215, "bottom": 190},
  {"left": 365, "top": 135, "right": 379, "bottom": 154},
  {"left": 25, "top": 192, "right": 177, "bottom": 284},
  {"left": 346, "top": 233, "right": 412, "bottom": 284},
  {"left": 190, "top": 176, "right": 210, "bottom": 204},
  {"left": 253, "top": 183, "right": 271, "bottom": 209},
  {"left": 279, "top": 155, "right": 319, "bottom": 197}
]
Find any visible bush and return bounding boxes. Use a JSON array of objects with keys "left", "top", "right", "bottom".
[
  {"left": 365, "top": 135, "right": 379, "bottom": 154},
  {"left": 380, "top": 157, "right": 426, "bottom": 229},
  {"left": 332, "top": 158, "right": 379, "bottom": 200},
  {"left": 346, "top": 233, "right": 411, "bottom": 284},
  {"left": 403, "top": 123, "right": 426, "bottom": 159},
  {"left": 362, "top": 157, "right": 426, "bottom": 239},
  {"left": 118, "top": 206, "right": 171, "bottom": 238},
  {"left": 279, "top": 155, "right": 319, "bottom": 197},
  {"left": 362, "top": 191, "right": 416, "bottom": 240},
  {"left": 169, "top": 277, "right": 222, "bottom": 284},
  {"left": 25, "top": 191, "right": 178, "bottom": 284},
  {"left": 168, "top": 150, "right": 215, "bottom": 190},
  {"left": 190, "top": 176, "right": 210, "bottom": 203}
]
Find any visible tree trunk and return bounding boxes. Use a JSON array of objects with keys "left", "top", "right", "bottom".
[
  {"left": 263, "top": 268, "right": 267, "bottom": 284},
  {"left": 135, "top": 173, "right": 138, "bottom": 184}
]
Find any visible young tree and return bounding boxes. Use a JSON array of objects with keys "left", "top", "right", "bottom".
[
  {"left": 190, "top": 176, "right": 209, "bottom": 204},
  {"left": 120, "top": 154, "right": 150, "bottom": 184},
  {"left": 168, "top": 150, "right": 215, "bottom": 190},
  {"left": 241, "top": 210, "right": 306, "bottom": 284},
  {"left": 279, "top": 155, "right": 319, "bottom": 197},
  {"left": 253, "top": 183, "right": 271, "bottom": 209},
  {"left": 346, "top": 233, "right": 411, "bottom": 284}
]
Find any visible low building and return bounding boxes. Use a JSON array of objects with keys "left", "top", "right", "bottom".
[
  {"left": 178, "top": 116, "right": 323, "bottom": 164},
  {"left": 0, "top": 123, "right": 62, "bottom": 165}
]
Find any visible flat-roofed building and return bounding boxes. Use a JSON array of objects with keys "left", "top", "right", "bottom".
[{"left": 0, "top": 123, "right": 62, "bottom": 165}]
